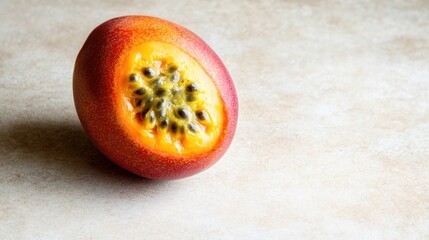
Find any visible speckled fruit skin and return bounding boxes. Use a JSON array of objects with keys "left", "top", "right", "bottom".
[{"left": 73, "top": 16, "right": 238, "bottom": 180}]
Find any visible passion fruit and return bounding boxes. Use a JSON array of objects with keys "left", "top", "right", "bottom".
[{"left": 73, "top": 16, "right": 238, "bottom": 179}]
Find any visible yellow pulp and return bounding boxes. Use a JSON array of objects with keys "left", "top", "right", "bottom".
[{"left": 121, "top": 42, "right": 224, "bottom": 156}]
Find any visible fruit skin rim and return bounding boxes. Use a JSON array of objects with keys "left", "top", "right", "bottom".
[{"left": 73, "top": 15, "right": 238, "bottom": 179}]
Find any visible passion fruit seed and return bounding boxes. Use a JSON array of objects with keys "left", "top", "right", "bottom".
[
  {"left": 170, "top": 73, "right": 180, "bottom": 83},
  {"left": 157, "top": 109, "right": 167, "bottom": 119},
  {"left": 196, "top": 110, "right": 208, "bottom": 121},
  {"left": 135, "top": 88, "right": 146, "bottom": 96},
  {"left": 143, "top": 67, "right": 156, "bottom": 78},
  {"left": 152, "top": 77, "right": 163, "bottom": 87},
  {"left": 160, "top": 119, "right": 169, "bottom": 129},
  {"left": 141, "top": 107, "right": 150, "bottom": 119},
  {"left": 176, "top": 107, "right": 191, "bottom": 120},
  {"left": 187, "top": 122, "right": 198, "bottom": 132},
  {"left": 186, "top": 94, "right": 195, "bottom": 102},
  {"left": 170, "top": 121, "right": 178, "bottom": 134},
  {"left": 148, "top": 111, "right": 155, "bottom": 124},
  {"left": 155, "top": 88, "right": 166, "bottom": 97},
  {"left": 135, "top": 99, "right": 143, "bottom": 107},
  {"left": 168, "top": 65, "right": 178, "bottom": 73},
  {"left": 171, "top": 87, "right": 180, "bottom": 96},
  {"left": 186, "top": 83, "right": 198, "bottom": 92},
  {"left": 129, "top": 62, "right": 208, "bottom": 135},
  {"left": 155, "top": 98, "right": 167, "bottom": 110},
  {"left": 145, "top": 97, "right": 154, "bottom": 107},
  {"left": 129, "top": 73, "right": 139, "bottom": 82}
]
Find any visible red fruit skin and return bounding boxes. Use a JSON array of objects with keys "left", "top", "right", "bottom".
[{"left": 73, "top": 16, "right": 238, "bottom": 179}]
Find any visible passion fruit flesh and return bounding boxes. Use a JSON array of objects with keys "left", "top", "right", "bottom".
[{"left": 121, "top": 42, "right": 225, "bottom": 156}]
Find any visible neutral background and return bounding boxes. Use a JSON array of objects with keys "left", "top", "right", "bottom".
[{"left": 1, "top": 0, "right": 428, "bottom": 239}]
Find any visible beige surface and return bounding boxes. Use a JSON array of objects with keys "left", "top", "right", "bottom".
[{"left": 1, "top": 0, "right": 429, "bottom": 239}]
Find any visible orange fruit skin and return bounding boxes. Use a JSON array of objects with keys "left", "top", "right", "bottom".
[{"left": 73, "top": 16, "right": 238, "bottom": 179}]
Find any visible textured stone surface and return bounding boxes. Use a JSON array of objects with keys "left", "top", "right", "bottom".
[{"left": 1, "top": 0, "right": 428, "bottom": 239}]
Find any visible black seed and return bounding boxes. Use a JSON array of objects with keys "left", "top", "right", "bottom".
[
  {"left": 196, "top": 110, "right": 208, "bottom": 121},
  {"left": 145, "top": 97, "right": 154, "bottom": 107},
  {"left": 155, "top": 88, "right": 166, "bottom": 97},
  {"left": 186, "top": 83, "right": 198, "bottom": 92},
  {"left": 160, "top": 119, "right": 169, "bottom": 129},
  {"left": 148, "top": 111, "right": 155, "bottom": 123},
  {"left": 188, "top": 122, "right": 198, "bottom": 132},
  {"left": 180, "top": 125, "right": 185, "bottom": 134},
  {"left": 169, "top": 73, "right": 180, "bottom": 83},
  {"left": 151, "top": 77, "right": 163, "bottom": 86},
  {"left": 156, "top": 109, "right": 167, "bottom": 119},
  {"left": 186, "top": 94, "right": 196, "bottom": 102},
  {"left": 171, "top": 87, "right": 180, "bottom": 96},
  {"left": 134, "top": 88, "right": 146, "bottom": 96},
  {"left": 170, "top": 121, "right": 178, "bottom": 133},
  {"left": 155, "top": 99, "right": 166, "bottom": 110},
  {"left": 141, "top": 107, "right": 150, "bottom": 118},
  {"left": 168, "top": 65, "right": 178, "bottom": 73},
  {"left": 143, "top": 67, "right": 156, "bottom": 78},
  {"left": 135, "top": 99, "right": 143, "bottom": 107},
  {"left": 129, "top": 73, "right": 138, "bottom": 82},
  {"left": 177, "top": 108, "right": 190, "bottom": 119}
]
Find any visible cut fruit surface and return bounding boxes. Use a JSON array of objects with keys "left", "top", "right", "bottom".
[{"left": 121, "top": 42, "right": 225, "bottom": 155}]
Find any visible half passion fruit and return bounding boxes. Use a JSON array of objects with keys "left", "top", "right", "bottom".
[{"left": 73, "top": 16, "right": 238, "bottom": 179}]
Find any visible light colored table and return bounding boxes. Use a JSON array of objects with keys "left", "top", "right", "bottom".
[{"left": 1, "top": 0, "right": 428, "bottom": 239}]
